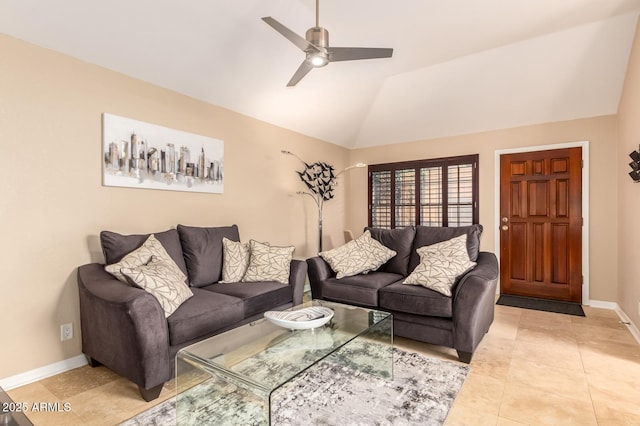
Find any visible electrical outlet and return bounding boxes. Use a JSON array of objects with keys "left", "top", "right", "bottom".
[{"left": 60, "top": 323, "right": 73, "bottom": 341}]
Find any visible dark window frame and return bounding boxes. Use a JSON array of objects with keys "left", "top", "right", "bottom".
[{"left": 368, "top": 154, "right": 479, "bottom": 228}]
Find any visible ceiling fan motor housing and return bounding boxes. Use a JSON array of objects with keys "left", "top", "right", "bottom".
[{"left": 306, "top": 27, "right": 329, "bottom": 48}]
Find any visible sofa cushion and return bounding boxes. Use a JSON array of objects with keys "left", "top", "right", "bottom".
[
  {"left": 220, "top": 237, "right": 250, "bottom": 283},
  {"left": 177, "top": 224, "right": 240, "bottom": 287},
  {"left": 365, "top": 226, "right": 416, "bottom": 276},
  {"left": 409, "top": 224, "right": 483, "bottom": 272},
  {"left": 379, "top": 282, "right": 453, "bottom": 318},
  {"left": 120, "top": 256, "right": 193, "bottom": 318},
  {"left": 403, "top": 235, "right": 476, "bottom": 297},
  {"left": 321, "top": 272, "right": 403, "bottom": 307},
  {"left": 167, "top": 288, "right": 244, "bottom": 346},
  {"left": 104, "top": 234, "right": 187, "bottom": 284},
  {"left": 242, "top": 240, "right": 294, "bottom": 284},
  {"left": 204, "top": 281, "right": 292, "bottom": 317},
  {"left": 100, "top": 228, "right": 188, "bottom": 276},
  {"left": 319, "top": 231, "right": 396, "bottom": 279}
]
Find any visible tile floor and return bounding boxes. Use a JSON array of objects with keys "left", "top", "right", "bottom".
[{"left": 7, "top": 303, "right": 640, "bottom": 425}]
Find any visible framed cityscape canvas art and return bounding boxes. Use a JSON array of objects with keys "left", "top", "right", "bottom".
[{"left": 102, "top": 113, "right": 224, "bottom": 194}]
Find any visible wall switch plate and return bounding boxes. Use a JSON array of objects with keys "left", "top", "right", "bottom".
[{"left": 60, "top": 323, "right": 73, "bottom": 341}]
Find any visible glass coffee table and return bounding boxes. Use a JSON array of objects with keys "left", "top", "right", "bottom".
[
  {"left": 176, "top": 300, "right": 392, "bottom": 425},
  {"left": 0, "top": 386, "right": 33, "bottom": 426}
]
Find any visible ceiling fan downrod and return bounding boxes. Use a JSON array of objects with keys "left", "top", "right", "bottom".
[{"left": 307, "top": 0, "right": 328, "bottom": 48}]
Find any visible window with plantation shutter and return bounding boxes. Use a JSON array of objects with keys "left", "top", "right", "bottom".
[
  {"left": 368, "top": 155, "right": 478, "bottom": 229},
  {"left": 370, "top": 170, "right": 392, "bottom": 228},
  {"left": 395, "top": 168, "right": 416, "bottom": 228},
  {"left": 420, "top": 166, "right": 443, "bottom": 226}
]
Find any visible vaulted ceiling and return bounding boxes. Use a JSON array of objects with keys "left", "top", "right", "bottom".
[{"left": 1, "top": 1, "right": 640, "bottom": 148}]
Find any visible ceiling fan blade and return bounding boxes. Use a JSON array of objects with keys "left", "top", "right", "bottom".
[
  {"left": 287, "top": 61, "right": 314, "bottom": 87},
  {"left": 327, "top": 47, "right": 393, "bottom": 62},
  {"left": 262, "top": 17, "right": 319, "bottom": 53}
]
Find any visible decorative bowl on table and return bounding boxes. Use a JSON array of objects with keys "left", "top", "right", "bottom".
[{"left": 264, "top": 307, "right": 334, "bottom": 330}]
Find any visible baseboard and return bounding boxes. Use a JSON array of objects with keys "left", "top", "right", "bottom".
[
  {"left": 614, "top": 306, "right": 640, "bottom": 345},
  {"left": 587, "top": 299, "right": 640, "bottom": 345},
  {"left": 0, "top": 354, "right": 87, "bottom": 391},
  {"left": 586, "top": 299, "right": 618, "bottom": 310}
]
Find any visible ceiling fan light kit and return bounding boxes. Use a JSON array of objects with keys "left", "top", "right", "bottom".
[{"left": 262, "top": 0, "right": 393, "bottom": 86}]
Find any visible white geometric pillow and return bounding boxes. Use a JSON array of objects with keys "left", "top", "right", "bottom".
[
  {"left": 242, "top": 240, "right": 294, "bottom": 284},
  {"left": 319, "top": 230, "right": 397, "bottom": 279},
  {"left": 403, "top": 234, "right": 476, "bottom": 296},
  {"left": 220, "top": 237, "right": 250, "bottom": 283},
  {"left": 105, "top": 234, "right": 187, "bottom": 284},
  {"left": 120, "top": 256, "right": 193, "bottom": 317}
]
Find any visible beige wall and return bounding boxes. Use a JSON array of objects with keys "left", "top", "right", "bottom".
[
  {"left": 0, "top": 34, "right": 349, "bottom": 379},
  {"left": 348, "top": 115, "right": 619, "bottom": 303},
  {"left": 618, "top": 17, "right": 640, "bottom": 328}
]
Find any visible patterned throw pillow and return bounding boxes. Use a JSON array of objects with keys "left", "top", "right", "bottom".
[
  {"left": 403, "top": 234, "right": 476, "bottom": 296},
  {"left": 220, "top": 237, "right": 250, "bottom": 283},
  {"left": 319, "top": 230, "right": 397, "bottom": 279},
  {"left": 120, "top": 256, "right": 193, "bottom": 317},
  {"left": 105, "top": 234, "right": 187, "bottom": 284},
  {"left": 242, "top": 240, "right": 295, "bottom": 284}
]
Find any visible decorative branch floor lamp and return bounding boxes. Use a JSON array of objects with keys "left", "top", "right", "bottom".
[{"left": 282, "top": 150, "right": 366, "bottom": 253}]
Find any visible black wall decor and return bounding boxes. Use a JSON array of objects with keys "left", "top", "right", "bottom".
[{"left": 629, "top": 148, "right": 640, "bottom": 182}]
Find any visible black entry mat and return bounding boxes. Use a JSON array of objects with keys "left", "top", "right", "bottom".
[{"left": 496, "top": 294, "right": 585, "bottom": 317}]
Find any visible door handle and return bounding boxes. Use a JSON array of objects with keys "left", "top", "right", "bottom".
[{"left": 501, "top": 225, "right": 509, "bottom": 231}]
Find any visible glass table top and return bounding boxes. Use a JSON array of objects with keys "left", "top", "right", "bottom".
[{"left": 177, "top": 299, "right": 392, "bottom": 393}]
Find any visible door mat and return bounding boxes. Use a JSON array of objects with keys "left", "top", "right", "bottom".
[
  {"left": 120, "top": 346, "right": 469, "bottom": 426},
  {"left": 497, "top": 294, "right": 585, "bottom": 317}
]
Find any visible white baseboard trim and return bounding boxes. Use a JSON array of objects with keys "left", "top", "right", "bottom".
[
  {"left": 615, "top": 306, "right": 640, "bottom": 345},
  {"left": 587, "top": 299, "right": 640, "bottom": 345},
  {"left": 0, "top": 355, "right": 87, "bottom": 391},
  {"left": 586, "top": 299, "right": 618, "bottom": 310}
]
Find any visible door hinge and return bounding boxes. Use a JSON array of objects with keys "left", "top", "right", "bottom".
[{"left": 581, "top": 217, "right": 584, "bottom": 226}]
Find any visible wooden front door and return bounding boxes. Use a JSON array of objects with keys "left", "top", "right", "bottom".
[{"left": 499, "top": 147, "right": 582, "bottom": 303}]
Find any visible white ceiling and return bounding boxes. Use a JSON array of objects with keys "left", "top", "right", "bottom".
[{"left": 1, "top": 0, "right": 640, "bottom": 148}]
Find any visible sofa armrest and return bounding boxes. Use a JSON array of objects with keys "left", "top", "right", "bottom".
[
  {"left": 458, "top": 251, "right": 500, "bottom": 284},
  {"left": 306, "top": 256, "right": 336, "bottom": 300},
  {"left": 289, "top": 259, "right": 308, "bottom": 305},
  {"left": 77, "top": 263, "right": 171, "bottom": 390},
  {"left": 451, "top": 252, "right": 499, "bottom": 353}
]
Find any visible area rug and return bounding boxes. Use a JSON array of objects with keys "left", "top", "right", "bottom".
[
  {"left": 121, "top": 347, "right": 469, "bottom": 426},
  {"left": 497, "top": 294, "right": 585, "bottom": 317}
]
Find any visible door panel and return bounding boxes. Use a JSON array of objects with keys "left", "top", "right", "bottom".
[
  {"left": 551, "top": 224, "right": 569, "bottom": 284},
  {"left": 500, "top": 147, "right": 582, "bottom": 303}
]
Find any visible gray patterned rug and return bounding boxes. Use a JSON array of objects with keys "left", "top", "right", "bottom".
[{"left": 121, "top": 347, "right": 469, "bottom": 426}]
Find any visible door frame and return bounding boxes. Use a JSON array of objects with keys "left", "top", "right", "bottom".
[{"left": 494, "top": 141, "right": 590, "bottom": 304}]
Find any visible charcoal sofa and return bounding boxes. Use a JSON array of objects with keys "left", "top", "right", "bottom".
[
  {"left": 307, "top": 225, "right": 499, "bottom": 363},
  {"left": 77, "top": 224, "right": 307, "bottom": 401}
]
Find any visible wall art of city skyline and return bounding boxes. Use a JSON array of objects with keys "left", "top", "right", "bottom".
[{"left": 102, "top": 113, "right": 224, "bottom": 194}]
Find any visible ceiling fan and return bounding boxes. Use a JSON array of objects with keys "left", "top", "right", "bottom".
[{"left": 262, "top": 0, "right": 393, "bottom": 86}]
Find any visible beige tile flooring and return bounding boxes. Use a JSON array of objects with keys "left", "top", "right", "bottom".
[{"left": 7, "top": 304, "right": 640, "bottom": 425}]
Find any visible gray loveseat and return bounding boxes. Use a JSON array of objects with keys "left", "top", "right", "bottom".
[
  {"left": 77, "top": 224, "right": 307, "bottom": 401},
  {"left": 306, "top": 225, "right": 498, "bottom": 363}
]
